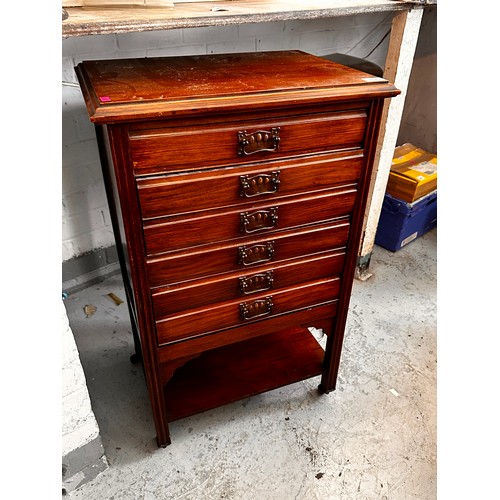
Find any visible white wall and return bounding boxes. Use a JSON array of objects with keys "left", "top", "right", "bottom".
[{"left": 62, "top": 14, "right": 394, "bottom": 263}]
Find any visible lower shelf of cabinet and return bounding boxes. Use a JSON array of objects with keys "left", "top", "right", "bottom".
[{"left": 164, "top": 326, "right": 325, "bottom": 422}]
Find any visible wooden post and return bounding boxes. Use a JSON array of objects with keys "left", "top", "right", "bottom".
[{"left": 356, "top": 7, "right": 424, "bottom": 279}]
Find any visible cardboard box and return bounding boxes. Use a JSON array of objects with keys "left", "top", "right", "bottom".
[
  {"left": 386, "top": 143, "right": 437, "bottom": 203},
  {"left": 375, "top": 190, "right": 437, "bottom": 252}
]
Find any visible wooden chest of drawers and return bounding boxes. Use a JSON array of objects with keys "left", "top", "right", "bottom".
[{"left": 75, "top": 51, "right": 399, "bottom": 447}]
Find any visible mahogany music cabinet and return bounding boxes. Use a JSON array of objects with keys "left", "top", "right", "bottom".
[{"left": 75, "top": 50, "right": 399, "bottom": 447}]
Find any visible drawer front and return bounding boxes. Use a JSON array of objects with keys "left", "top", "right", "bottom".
[
  {"left": 157, "top": 302, "right": 338, "bottom": 356},
  {"left": 137, "top": 152, "right": 364, "bottom": 220},
  {"left": 152, "top": 250, "right": 346, "bottom": 317},
  {"left": 129, "top": 110, "right": 367, "bottom": 174},
  {"left": 143, "top": 188, "right": 356, "bottom": 256},
  {"left": 146, "top": 220, "right": 350, "bottom": 288},
  {"left": 156, "top": 277, "right": 341, "bottom": 344}
]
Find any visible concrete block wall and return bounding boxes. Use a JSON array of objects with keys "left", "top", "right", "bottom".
[
  {"left": 62, "top": 301, "right": 108, "bottom": 493},
  {"left": 61, "top": 13, "right": 394, "bottom": 289}
]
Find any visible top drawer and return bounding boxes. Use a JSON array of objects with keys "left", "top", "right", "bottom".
[{"left": 128, "top": 109, "right": 367, "bottom": 174}]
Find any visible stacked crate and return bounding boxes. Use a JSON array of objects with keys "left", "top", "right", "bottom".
[{"left": 375, "top": 143, "right": 437, "bottom": 252}]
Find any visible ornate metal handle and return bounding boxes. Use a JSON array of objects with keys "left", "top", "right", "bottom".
[
  {"left": 238, "top": 271, "right": 274, "bottom": 295},
  {"left": 237, "top": 128, "right": 280, "bottom": 156},
  {"left": 239, "top": 297, "right": 274, "bottom": 321},
  {"left": 240, "top": 171, "right": 281, "bottom": 198},
  {"left": 237, "top": 241, "right": 275, "bottom": 266},
  {"left": 240, "top": 207, "right": 278, "bottom": 234}
]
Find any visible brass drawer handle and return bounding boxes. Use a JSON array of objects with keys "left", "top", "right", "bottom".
[
  {"left": 240, "top": 171, "right": 281, "bottom": 198},
  {"left": 237, "top": 127, "right": 280, "bottom": 156},
  {"left": 240, "top": 297, "right": 274, "bottom": 321},
  {"left": 240, "top": 207, "right": 278, "bottom": 234},
  {"left": 238, "top": 270, "right": 274, "bottom": 295},
  {"left": 238, "top": 241, "right": 275, "bottom": 266}
]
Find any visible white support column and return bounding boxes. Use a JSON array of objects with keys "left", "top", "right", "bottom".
[{"left": 357, "top": 7, "right": 423, "bottom": 279}]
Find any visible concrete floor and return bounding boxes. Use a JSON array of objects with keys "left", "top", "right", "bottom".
[{"left": 64, "top": 229, "right": 436, "bottom": 500}]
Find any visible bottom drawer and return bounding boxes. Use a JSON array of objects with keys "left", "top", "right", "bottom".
[
  {"left": 156, "top": 276, "right": 341, "bottom": 345},
  {"left": 157, "top": 301, "right": 338, "bottom": 361}
]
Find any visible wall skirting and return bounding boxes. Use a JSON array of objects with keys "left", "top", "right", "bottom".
[{"left": 62, "top": 245, "right": 120, "bottom": 294}]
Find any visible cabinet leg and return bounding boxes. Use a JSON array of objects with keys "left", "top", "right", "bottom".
[
  {"left": 129, "top": 317, "right": 142, "bottom": 364},
  {"left": 317, "top": 382, "right": 334, "bottom": 395},
  {"left": 156, "top": 433, "right": 172, "bottom": 448},
  {"left": 123, "top": 290, "right": 142, "bottom": 364},
  {"left": 130, "top": 352, "right": 141, "bottom": 364},
  {"left": 319, "top": 317, "right": 341, "bottom": 394},
  {"left": 152, "top": 400, "right": 172, "bottom": 448}
]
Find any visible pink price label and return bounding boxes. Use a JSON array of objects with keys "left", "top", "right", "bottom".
[{"left": 99, "top": 96, "right": 111, "bottom": 102}]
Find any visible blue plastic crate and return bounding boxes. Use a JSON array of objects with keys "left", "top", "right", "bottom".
[{"left": 375, "top": 190, "right": 437, "bottom": 252}]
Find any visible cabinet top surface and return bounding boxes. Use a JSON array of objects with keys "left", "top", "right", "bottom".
[{"left": 76, "top": 50, "right": 399, "bottom": 123}]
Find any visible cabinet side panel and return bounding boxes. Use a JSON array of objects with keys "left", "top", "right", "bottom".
[
  {"left": 97, "top": 123, "right": 171, "bottom": 446},
  {"left": 320, "top": 99, "right": 385, "bottom": 393},
  {"left": 96, "top": 125, "right": 135, "bottom": 308}
]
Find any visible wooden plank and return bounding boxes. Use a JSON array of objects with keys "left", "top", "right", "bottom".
[
  {"left": 63, "top": 0, "right": 174, "bottom": 6},
  {"left": 357, "top": 7, "right": 423, "bottom": 277},
  {"left": 63, "top": 0, "right": 221, "bottom": 4},
  {"left": 62, "top": 0, "right": 414, "bottom": 37}
]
